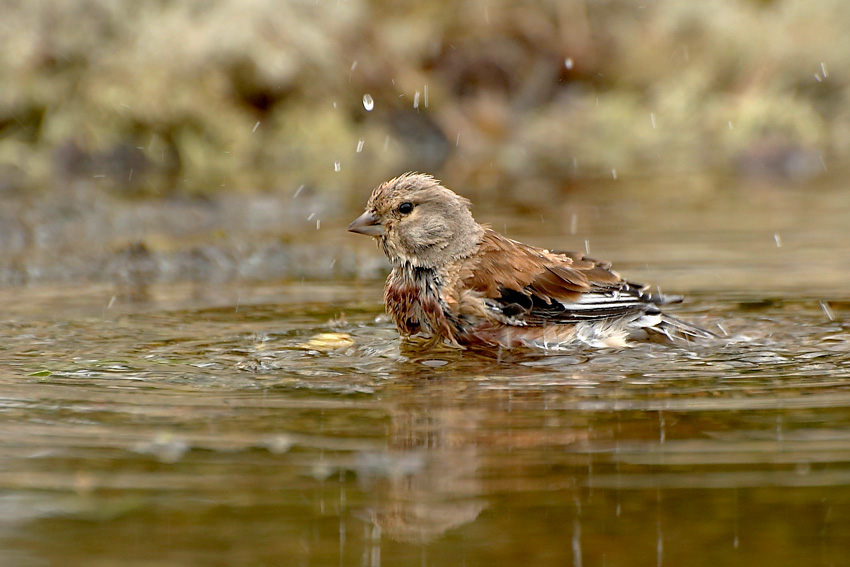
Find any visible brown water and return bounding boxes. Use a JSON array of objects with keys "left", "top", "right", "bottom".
[{"left": 1, "top": 176, "right": 849, "bottom": 566}]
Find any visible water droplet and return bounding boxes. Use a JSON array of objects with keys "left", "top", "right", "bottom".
[
  {"left": 728, "top": 121, "right": 734, "bottom": 130},
  {"left": 611, "top": 168, "right": 617, "bottom": 180},
  {"left": 252, "top": 121, "right": 261, "bottom": 133},
  {"left": 264, "top": 435, "right": 293, "bottom": 454},
  {"left": 650, "top": 112, "right": 656, "bottom": 129},
  {"left": 424, "top": 85, "right": 429, "bottom": 108},
  {"left": 413, "top": 91, "right": 420, "bottom": 109},
  {"left": 773, "top": 233, "right": 782, "bottom": 247},
  {"left": 659, "top": 410, "right": 666, "bottom": 443},
  {"left": 334, "top": 161, "right": 341, "bottom": 172},
  {"left": 362, "top": 94, "right": 374, "bottom": 111},
  {"left": 136, "top": 433, "right": 189, "bottom": 463},
  {"left": 564, "top": 57, "right": 574, "bottom": 70},
  {"left": 820, "top": 301, "right": 835, "bottom": 321},
  {"left": 572, "top": 518, "right": 582, "bottom": 567},
  {"left": 356, "top": 139, "right": 365, "bottom": 153}
]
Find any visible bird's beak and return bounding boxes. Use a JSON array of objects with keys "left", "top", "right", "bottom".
[{"left": 347, "top": 211, "right": 384, "bottom": 236}]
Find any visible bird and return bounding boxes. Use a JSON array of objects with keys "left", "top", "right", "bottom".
[{"left": 348, "top": 172, "right": 715, "bottom": 351}]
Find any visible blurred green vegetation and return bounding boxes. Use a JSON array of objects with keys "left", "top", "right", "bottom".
[{"left": 1, "top": 0, "right": 848, "bottom": 202}]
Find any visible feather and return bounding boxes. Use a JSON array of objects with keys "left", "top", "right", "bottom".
[{"left": 349, "top": 172, "right": 717, "bottom": 351}]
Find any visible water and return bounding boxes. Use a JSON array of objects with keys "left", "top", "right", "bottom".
[{"left": 1, "top": 177, "right": 849, "bottom": 566}]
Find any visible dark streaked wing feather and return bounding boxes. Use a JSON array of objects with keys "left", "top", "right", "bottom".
[{"left": 462, "top": 230, "right": 677, "bottom": 325}]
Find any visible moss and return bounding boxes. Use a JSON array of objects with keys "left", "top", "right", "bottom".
[{"left": 1, "top": 0, "right": 848, "bottom": 198}]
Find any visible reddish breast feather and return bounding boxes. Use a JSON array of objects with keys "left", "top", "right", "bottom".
[
  {"left": 384, "top": 283, "right": 423, "bottom": 335},
  {"left": 385, "top": 281, "right": 455, "bottom": 341}
]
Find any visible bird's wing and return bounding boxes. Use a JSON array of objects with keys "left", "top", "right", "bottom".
[{"left": 457, "top": 230, "right": 676, "bottom": 325}]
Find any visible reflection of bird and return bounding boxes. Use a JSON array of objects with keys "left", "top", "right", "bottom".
[{"left": 349, "top": 172, "right": 714, "bottom": 350}]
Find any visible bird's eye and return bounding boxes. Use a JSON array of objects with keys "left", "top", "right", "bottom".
[{"left": 397, "top": 202, "right": 414, "bottom": 215}]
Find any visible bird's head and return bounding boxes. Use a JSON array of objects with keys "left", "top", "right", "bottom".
[{"left": 348, "top": 172, "right": 484, "bottom": 268}]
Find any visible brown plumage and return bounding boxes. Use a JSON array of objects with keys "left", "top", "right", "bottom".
[{"left": 348, "top": 172, "right": 714, "bottom": 350}]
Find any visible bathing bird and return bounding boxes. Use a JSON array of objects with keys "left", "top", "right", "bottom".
[{"left": 348, "top": 172, "right": 714, "bottom": 350}]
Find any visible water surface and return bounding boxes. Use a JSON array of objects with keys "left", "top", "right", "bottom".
[{"left": 1, "top": 177, "right": 849, "bottom": 566}]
